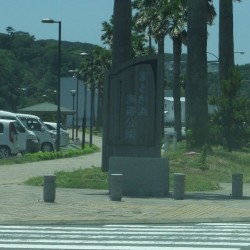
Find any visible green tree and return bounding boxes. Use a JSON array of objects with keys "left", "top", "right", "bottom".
[
  {"left": 101, "top": 18, "right": 113, "bottom": 48},
  {"left": 211, "top": 67, "right": 250, "bottom": 151},
  {"left": 0, "top": 50, "right": 20, "bottom": 111},
  {"left": 101, "top": 15, "right": 149, "bottom": 57},
  {"left": 79, "top": 46, "right": 111, "bottom": 128}
]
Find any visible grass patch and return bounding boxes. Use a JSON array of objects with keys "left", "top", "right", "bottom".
[
  {"left": 25, "top": 167, "right": 108, "bottom": 190},
  {"left": 165, "top": 142, "right": 250, "bottom": 191},
  {"left": 24, "top": 141, "right": 250, "bottom": 192},
  {"left": 0, "top": 145, "right": 99, "bottom": 165}
]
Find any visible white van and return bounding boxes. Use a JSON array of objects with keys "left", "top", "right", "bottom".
[
  {"left": 0, "top": 119, "right": 19, "bottom": 157},
  {"left": 44, "top": 122, "right": 70, "bottom": 147},
  {"left": 0, "top": 111, "right": 39, "bottom": 153},
  {"left": 16, "top": 113, "right": 56, "bottom": 152}
]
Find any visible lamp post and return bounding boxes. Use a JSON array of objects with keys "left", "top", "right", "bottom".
[
  {"left": 89, "top": 54, "right": 94, "bottom": 147},
  {"left": 207, "top": 51, "right": 219, "bottom": 62},
  {"left": 70, "top": 89, "right": 76, "bottom": 141},
  {"left": 69, "top": 69, "right": 79, "bottom": 138},
  {"left": 82, "top": 82, "right": 87, "bottom": 149},
  {"left": 207, "top": 51, "right": 244, "bottom": 96},
  {"left": 207, "top": 51, "right": 245, "bottom": 62},
  {"left": 80, "top": 52, "right": 94, "bottom": 147},
  {"left": 80, "top": 52, "right": 88, "bottom": 149},
  {"left": 42, "top": 18, "right": 61, "bottom": 151}
]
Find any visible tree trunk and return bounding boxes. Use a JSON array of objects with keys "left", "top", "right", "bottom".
[
  {"left": 173, "top": 36, "right": 182, "bottom": 142},
  {"left": 112, "top": 0, "right": 133, "bottom": 69},
  {"left": 96, "top": 87, "right": 103, "bottom": 129},
  {"left": 157, "top": 36, "right": 165, "bottom": 138},
  {"left": 186, "top": 0, "right": 209, "bottom": 149},
  {"left": 219, "top": 0, "right": 234, "bottom": 82}
]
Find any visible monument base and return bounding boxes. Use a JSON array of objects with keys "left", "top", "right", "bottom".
[{"left": 109, "top": 156, "right": 169, "bottom": 197}]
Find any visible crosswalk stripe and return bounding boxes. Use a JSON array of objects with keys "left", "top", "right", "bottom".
[
  {"left": 0, "top": 245, "right": 239, "bottom": 250},
  {"left": 0, "top": 223, "right": 249, "bottom": 250}
]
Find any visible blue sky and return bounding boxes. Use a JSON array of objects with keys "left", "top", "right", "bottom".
[{"left": 0, "top": 0, "right": 249, "bottom": 65}]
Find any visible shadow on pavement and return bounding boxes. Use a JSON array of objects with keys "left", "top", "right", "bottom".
[{"left": 185, "top": 192, "right": 250, "bottom": 201}]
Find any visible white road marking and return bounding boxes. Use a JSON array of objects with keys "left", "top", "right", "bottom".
[{"left": 0, "top": 223, "right": 249, "bottom": 249}]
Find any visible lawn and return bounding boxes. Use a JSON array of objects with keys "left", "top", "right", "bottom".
[{"left": 24, "top": 142, "right": 250, "bottom": 192}]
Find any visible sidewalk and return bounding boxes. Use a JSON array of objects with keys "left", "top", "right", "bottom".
[{"left": 0, "top": 136, "right": 250, "bottom": 225}]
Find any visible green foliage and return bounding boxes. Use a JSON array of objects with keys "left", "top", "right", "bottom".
[
  {"left": 166, "top": 142, "right": 250, "bottom": 192},
  {"left": 25, "top": 145, "right": 98, "bottom": 161},
  {"left": 25, "top": 143, "right": 250, "bottom": 192},
  {"left": 198, "top": 144, "right": 209, "bottom": 170},
  {"left": 210, "top": 67, "right": 250, "bottom": 151},
  {"left": 0, "top": 29, "right": 96, "bottom": 111},
  {"left": 25, "top": 167, "right": 108, "bottom": 190},
  {"left": 101, "top": 15, "right": 151, "bottom": 57},
  {"left": 0, "top": 145, "right": 99, "bottom": 165}
]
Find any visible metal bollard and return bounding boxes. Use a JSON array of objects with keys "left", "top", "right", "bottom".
[
  {"left": 43, "top": 175, "right": 56, "bottom": 202},
  {"left": 232, "top": 173, "right": 243, "bottom": 199},
  {"left": 110, "top": 174, "right": 123, "bottom": 201},
  {"left": 174, "top": 173, "right": 185, "bottom": 200}
]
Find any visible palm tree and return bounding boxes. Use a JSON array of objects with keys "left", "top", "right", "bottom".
[
  {"left": 101, "top": 18, "right": 113, "bottom": 49},
  {"left": 112, "top": 0, "right": 133, "bottom": 69},
  {"left": 101, "top": 16, "right": 149, "bottom": 57},
  {"left": 219, "top": 0, "right": 241, "bottom": 82},
  {"left": 186, "top": 0, "right": 209, "bottom": 149},
  {"left": 133, "top": 0, "right": 178, "bottom": 56},
  {"left": 79, "top": 46, "right": 111, "bottom": 129},
  {"left": 133, "top": 0, "right": 183, "bottom": 140},
  {"left": 171, "top": 0, "right": 215, "bottom": 142},
  {"left": 218, "top": 0, "right": 242, "bottom": 151},
  {"left": 168, "top": 3, "right": 187, "bottom": 142}
]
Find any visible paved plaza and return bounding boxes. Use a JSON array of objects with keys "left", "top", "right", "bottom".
[{"left": 0, "top": 136, "right": 249, "bottom": 225}]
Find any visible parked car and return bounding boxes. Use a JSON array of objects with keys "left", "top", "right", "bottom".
[
  {"left": 0, "top": 110, "right": 40, "bottom": 153},
  {"left": 16, "top": 114, "right": 56, "bottom": 152},
  {"left": 44, "top": 122, "right": 70, "bottom": 147},
  {"left": 0, "top": 119, "right": 19, "bottom": 157}
]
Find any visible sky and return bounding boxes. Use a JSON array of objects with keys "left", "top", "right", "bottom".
[{"left": 0, "top": 0, "right": 249, "bottom": 65}]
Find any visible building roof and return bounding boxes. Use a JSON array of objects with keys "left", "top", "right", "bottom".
[{"left": 17, "top": 102, "right": 75, "bottom": 115}]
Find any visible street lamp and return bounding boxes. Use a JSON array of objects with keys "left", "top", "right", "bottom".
[
  {"left": 69, "top": 69, "right": 80, "bottom": 138},
  {"left": 80, "top": 52, "right": 94, "bottom": 147},
  {"left": 42, "top": 18, "right": 61, "bottom": 151},
  {"left": 207, "top": 51, "right": 245, "bottom": 62},
  {"left": 70, "top": 89, "right": 77, "bottom": 141},
  {"left": 207, "top": 52, "right": 219, "bottom": 62},
  {"left": 234, "top": 51, "right": 245, "bottom": 55},
  {"left": 80, "top": 52, "right": 88, "bottom": 149}
]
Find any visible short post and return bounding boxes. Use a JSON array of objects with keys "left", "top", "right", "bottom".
[
  {"left": 43, "top": 175, "right": 56, "bottom": 202},
  {"left": 232, "top": 173, "right": 243, "bottom": 199},
  {"left": 164, "top": 132, "right": 169, "bottom": 152},
  {"left": 174, "top": 173, "right": 185, "bottom": 200},
  {"left": 110, "top": 174, "right": 123, "bottom": 201}
]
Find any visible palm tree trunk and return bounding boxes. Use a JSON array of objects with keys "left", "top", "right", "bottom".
[
  {"left": 112, "top": 0, "right": 133, "bottom": 69},
  {"left": 219, "top": 0, "right": 235, "bottom": 82},
  {"left": 157, "top": 36, "right": 166, "bottom": 137},
  {"left": 96, "top": 87, "right": 103, "bottom": 129},
  {"left": 173, "top": 36, "right": 182, "bottom": 142},
  {"left": 186, "top": 0, "right": 209, "bottom": 149}
]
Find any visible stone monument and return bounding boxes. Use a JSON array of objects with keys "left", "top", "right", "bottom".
[{"left": 102, "top": 55, "right": 169, "bottom": 196}]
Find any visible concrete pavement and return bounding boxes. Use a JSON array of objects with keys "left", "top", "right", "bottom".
[{"left": 0, "top": 135, "right": 250, "bottom": 225}]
